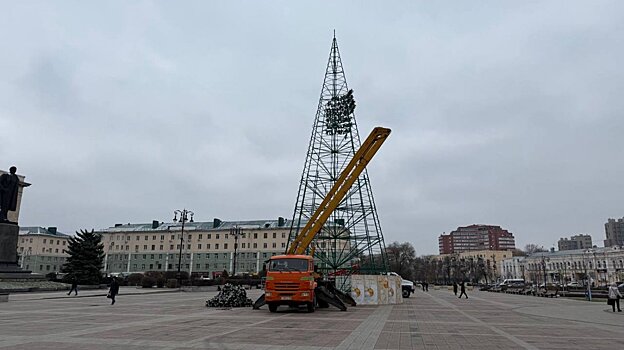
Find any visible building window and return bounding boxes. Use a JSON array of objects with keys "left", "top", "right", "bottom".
[
  {"left": 242, "top": 243, "right": 246, "bottom": 248},
  {"left": 254, "top": 233, "right": 258, "bottom": 239},
  {"left": 159, "top": 245, "right": 163, "bottom": 250},
  {"left": 225, "top": 234, "right": 229, "bottom": 240},
  {"left": 151, "top": 245, "right": 155, "bottom": 251},
  {"left": 272, "top": 243, "right": 276, "bottom": 248},
  {"left": 143, "top": 245, "right": 148, "bottom": 250},
  {"left": 253, "top": 243, "right": 257, "bottom": 248},
  {"left": 199, "top": 234, "right": 203, "bottom": 240},
  {"left": 198, "top": 244, "right": 202, "bottom": 249},
  {"left": 281, "top": 243, "right": 286, "bottom": 248},
  {"left": 43, "top": 239, "right": 46, "bottom": 243},
  {"left": 216, "top": 234, "right": 220, "bottom": 239},
  {"left": 224, "top": 243, "right": 228, "bottom": 249},
  {"left": 145, "top": 236, "right": 149, "bottom": 241},
  {"left": 215, "top": 244, "right": 219, "bottom": 249},
  {"left": 273, "top": 232, "right": 276, "bottom": 239},
  {"left": 282, "top": 232, "right": 286, "bottom": 238},
  {"left": 263, "top": 243, "right": 267, "bottom": 249},
  {"left": 264, "top": 233, "right": 268, "bottom": 239},
  {"left": 207, "top": 244, "right": 211, "bottom": 249},
  {"left": 207, "top": 234, "right": 211, "bottom": 239}
]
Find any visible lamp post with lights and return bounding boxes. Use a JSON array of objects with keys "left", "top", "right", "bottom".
[{"left": 173, "top": 209, "right": 194, "bottom": 288}]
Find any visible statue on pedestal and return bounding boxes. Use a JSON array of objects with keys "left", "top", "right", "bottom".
[{"left": 0, "top": 166, "right": 20, "bottom": 223}]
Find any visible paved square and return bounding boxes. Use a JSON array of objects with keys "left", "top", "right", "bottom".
[{"left": 1, "top": 287, "right": 623, "bottom": 349}]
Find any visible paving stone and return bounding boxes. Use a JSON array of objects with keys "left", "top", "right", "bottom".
[{"left": 2, "top": 288, "right": 624, "bottom": 349}]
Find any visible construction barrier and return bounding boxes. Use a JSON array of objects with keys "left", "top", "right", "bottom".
[{"left": 349, "top": 275, "right": 403, "bottom": 305}]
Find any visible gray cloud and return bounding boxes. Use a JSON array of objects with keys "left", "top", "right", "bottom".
[{"left": 1, "top": 1, "right": 623, "bottom": 254}]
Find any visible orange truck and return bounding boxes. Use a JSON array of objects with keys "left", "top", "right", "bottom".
[
  {"left": 263, "top": 254, "right": 316, "bottom": 312},
  {"left": 256, "top": 127, "right": 391, "bottom": 313}
]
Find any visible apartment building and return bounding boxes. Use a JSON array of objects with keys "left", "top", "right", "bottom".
[
  {"left": 438, "top": 224, "right": 516, "bottom": 254},
  {"left": 17, "top": 226, "right": 70, "bottom": 274},
  {"left": 558, "top": 234, "right": 593, "bottom": 251},
  {"left": 100, "top": 217, "right": 295, "bottom": 277},
  {"left": 604, "top": 217, "right": 624, "bottom": 247}
]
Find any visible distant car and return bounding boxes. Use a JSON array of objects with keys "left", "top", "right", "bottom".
[
  {"left": 198, "top": 276, "right": 212, "bottom": 281},
  {"left": 618, "top": 283, "right": 624, "bottom": 293},
  {"left": 566, "top": 281, "right": 582, "bottom": 288}
]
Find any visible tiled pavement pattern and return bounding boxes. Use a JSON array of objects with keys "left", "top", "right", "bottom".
[{"left": 1, "top": 287, "right": 623, "bottom": 349}]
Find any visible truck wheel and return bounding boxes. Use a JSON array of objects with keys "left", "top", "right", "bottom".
[
  {"left": 402, "top": 289, "right": 410, "bottom": 298},
  {"left": 268, "top": 303, "right": 278, "bottom": 313},
  {"left": 307, "top": 302, "right": 315, "bottom": 313}
]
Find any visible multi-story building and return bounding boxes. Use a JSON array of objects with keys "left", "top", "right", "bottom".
[
  {"left": 558, "top": 234, "right": 593, "bottom": 251},
  {"left": 438, "top": 225, "right": 515, "bottom": 254},
  {"left": 17, "top": 226, "right": 70, "bottom": 274},
  {"left": 501, "top": 246, "right": 624, "bottom": 286},
  {"left": 100, "top": 217, "right": 295, "bottom": 277},
  {"left": 604, "top": 217, "right": 624, "bottom": 247}
]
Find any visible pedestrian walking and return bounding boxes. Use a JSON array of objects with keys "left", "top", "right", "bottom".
[
  {"left": 458, "top": 281, "right": 468, "bottom": 299},
  {"left": 453, "top": 281, "right": 458, "bottom": 296},
  {"left": 421, "top": 282, "right": 426, "bottom": 291},
  {"left": 67, "top": 276, "right": 78, "bottom": 296},
  {"left": 108, "top": 277, "right": 119, "bottom": 305},
  {"left": 607, "top": 282, "right": 622, "bottom": 312},
  {"left": 424, "top": 281, "right": 429, "bottom": 292}
]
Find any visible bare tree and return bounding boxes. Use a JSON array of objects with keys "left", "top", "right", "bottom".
[
  {"left": 386, "top": 241, "right": 416, "bottom": 280},
  {"left": 524, "top": 244, "right": 546, "bottom": 255}
]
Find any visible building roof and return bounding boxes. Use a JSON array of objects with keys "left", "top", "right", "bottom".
[
  {"left": 19, "top": 226, "right": 70, "bottom": 237},
  {"left": 98, "top": 218, "right": 296, "bottom": 233},
  {"left": 527, "top": 246, "right": 623, "bottom": 258}
]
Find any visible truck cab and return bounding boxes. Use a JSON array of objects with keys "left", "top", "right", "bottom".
[{"left": 264, "top": 255, "right": 316, "bottom": 312}]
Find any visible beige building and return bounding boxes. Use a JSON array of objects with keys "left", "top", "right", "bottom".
[
  {"left": 17, "top": 227, "right": 70, "bottom": 274},
  {"left": 502, "top": 246, "right": 624, "bottom": 286},
  {"left": 99, "top": 217, "right": 294, "bottom": 277}
]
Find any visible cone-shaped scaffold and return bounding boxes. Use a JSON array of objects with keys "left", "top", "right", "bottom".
[{"left": 288, "top": 34, "right": 388, "bottom": 279}]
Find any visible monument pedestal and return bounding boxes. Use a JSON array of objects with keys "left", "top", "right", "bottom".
[{"left": 0, "top": 223, "right": 41, "bottom": 280}]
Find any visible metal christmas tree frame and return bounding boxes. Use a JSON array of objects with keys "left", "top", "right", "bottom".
[{"left": 289, "top": 34, "right": 388, "bottom": 276}]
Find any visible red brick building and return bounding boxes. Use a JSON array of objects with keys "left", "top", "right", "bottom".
[{"left": 438, "top": 224, "right": 516, "bottom": 254}]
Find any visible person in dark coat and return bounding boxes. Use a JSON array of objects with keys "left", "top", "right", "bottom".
[
  {"left": 453, "top": 281, "right": 458, "bottom": 296},
  {"left": 458, "top": 281, "right": 468, "bottom": 299},
  {"left": 108, "top": 277, "right": 119, "bottom": 305},
  {"left": 425, "top": 282, "right": 429, "bottom": 291},
  {"left": 67, "top": 276, "right": 78, "bottom": 296}
]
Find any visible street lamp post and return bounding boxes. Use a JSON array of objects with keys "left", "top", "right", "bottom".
[
  {"left": 230, "top": 226, "right": 243, "bottom": 276},
  {"left": 173, "top": 209, "right": 194, "bottom": 288}
]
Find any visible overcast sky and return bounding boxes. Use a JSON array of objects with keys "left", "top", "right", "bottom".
[{"left": 1, "top": 1, "right": 623, "bottom": 255}]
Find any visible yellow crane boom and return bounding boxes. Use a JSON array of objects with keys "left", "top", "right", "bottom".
[{"left": 287, "top": 126, "right": 391, "bottom": 255}]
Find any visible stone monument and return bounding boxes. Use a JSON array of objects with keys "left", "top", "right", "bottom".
[{"left": 0, "top": 166, "right": 33, "bottom": 278}]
